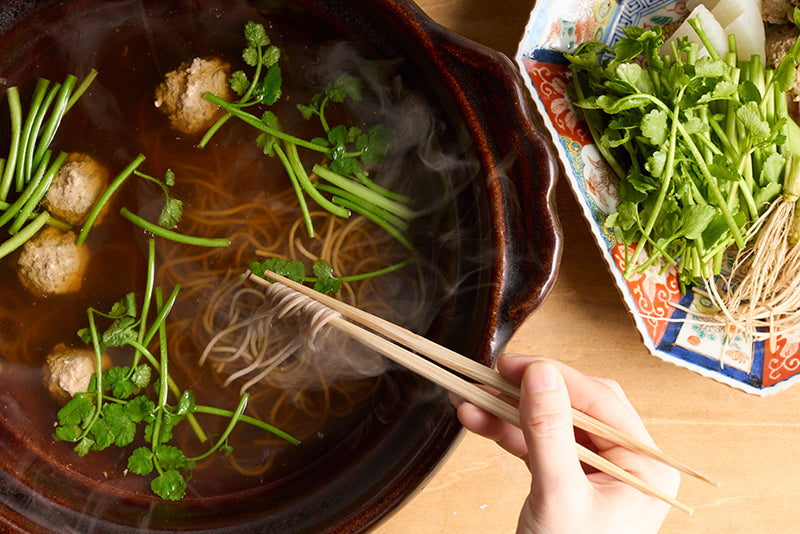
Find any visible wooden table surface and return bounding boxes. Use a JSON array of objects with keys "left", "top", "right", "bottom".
[{"left": 376, "top": 1, "right": 800, "bottom": 532}]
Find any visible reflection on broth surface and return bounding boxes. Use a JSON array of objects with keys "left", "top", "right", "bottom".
[{"left": 0, "top": 0, "right": 486, "bottom": 529}]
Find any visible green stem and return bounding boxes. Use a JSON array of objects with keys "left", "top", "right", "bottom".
[
  {"left": 32, "top": 74, "right": 76, "bottom": 172},
  {"left": 120, "top": 207, "right": 231, "bottom": 247},
  {"left": 327, "top": 193, "right": 414, "bottom": 251},
  {"left": 81, "top": 309, "right": 104, "bottom": 438},
  {"left": 331, "top": 259, "right": 411, "bottom": 282},
  {"left": 313, "top": 164, "right": 415, "bottom": 220},
  {"left": 9, "top": 151, "right": 68, "bottom": 235},
  {"left": 676, "top": 122, "right": 746, "bottom": 248},
  {"left": 284, "top": 143, "right": 350, "bottom": 218},
  {"left": 274, "top": 144, "right": 315, "bottom": 236},
  {"left": 625, "top": 92, "right": 684, "bottom": 276},
  {"left": 64, "top": 69, "right": 98, "bottom": 112},
  {"left": 77, "top": 153, "right": 145, "bottom": 246},
  {"left": 16, "top": 78, "right": 50, "bottom": 188},
  {"left": 0, "top": 150, "right": 52, "bottom": 228},
  {"left": 187, "top": 394, "right": 248, "bottom": 462},
  {"left": 204, "top": 93, "right": 329, "bottom": 153},
  {"left": 353, "top": 170, "right": 412, "bottom": 203},
  {"left": 193, "top": 404, "right": 300, "bottom": 445},
  {"left": 0, "top": 86, "right": 23, "bottom": 201},
  {"left": 316, "top": 183, "right": 409, "bottom": 230},
  {"left": 0, "top": 211, "right": 50, "bottom": 260},
  {"left": 23, "top": 82, "right": 61, "bottom": 186}
]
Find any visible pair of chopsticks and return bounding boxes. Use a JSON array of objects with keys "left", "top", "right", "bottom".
[{"left": 250, "top": 270, "right": 719, "bottom": 515}]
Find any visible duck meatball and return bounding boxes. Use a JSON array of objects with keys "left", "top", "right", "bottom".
[
  {"left": 43, "top": 344, "right": 106, "bottom": 404},
  {"left": 43, "top": 152, "right": 109, "bottom": 226},
  {"left": 154, "top": 56, "right": 232, "bottom": 135},
  {"left": 17, "top": 227, "right": 89, "bottom": 296}
]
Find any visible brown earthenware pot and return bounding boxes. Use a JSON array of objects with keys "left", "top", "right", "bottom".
[{"left": 0, "top": 0, "right": 561, "bottom": 531}]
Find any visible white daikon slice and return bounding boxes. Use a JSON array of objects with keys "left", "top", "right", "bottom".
[
  {"left": 661, "top": 5, "right": 728, "bottom": 58},
  {"left": 711, "top": 0, "right": 760, "bottom": 27},
  {"left": 685, "top": 0, "right": 723, "bottom": 12},
  {"left": 723, "top": 11, "right": 766, "bottom": 61}
]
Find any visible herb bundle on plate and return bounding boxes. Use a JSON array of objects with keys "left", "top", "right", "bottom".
[{"left": 567, "top": 9, "right": 800, "bottom": 341}]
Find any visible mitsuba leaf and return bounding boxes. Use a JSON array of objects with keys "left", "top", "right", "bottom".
[
  {"left": 680, "top": 204, "right": 716, "bottom": 240},
  {"left": 312, "top": 260, "right": 340, "bottom": 294},
  {"left": 57, "top": 395, "right": 94, "bottom": 426},
  {"left": 627, "top": 169, "right": 659, "bottom": 194},
  {"left": 737, "top": 80, "right": 762, "bottom": 104},
  {"left": 605, "top": 94, "right": 653, "bottom": 114},
  {"left": 54, "top": 424, "right": 82, "bottom": 442},
  {"left": 357, "top": 125, "right": 392, "bottom": 166},
  {"left": 175, "top": 390, "right": 195, "bottom": 416},
  {"left": 155, "top": 445, "right": 189, "bottom": 471},
  {"left": 158, "top": 197, "right": 183, "bottom": 229},
  {"left": 737, "top": 102, "right": 770, "bottom": 138},
  {"left": 128, "top": 447, "right": 154, "bottom": 476},
  {"left": 244, "top": 20, "right": 270, "bottom": 48},
  {"left": 254, "top": 64, "right": 282, "bottom": 105},
  {"left": 131, "top": 364, "right": 152, "bottom": 389},
  {"left": 640, "top": 109, "right": 667, "bottom": 145},
  {"left": 708, "top": 154, "right": 740, "bottom": 182},
  {"left": 325, "top": 74, "right": 362, "bottom": 103},
  {"left": 229, "top": 71, "right": 250, "bottom": 96},
  {"left": 761, "top": 152, "right": 786, "bottom": 186},
  {"left": 125, "top": 395, "right": 156, "bottom": 423},
  {"left": 151, "top": 469, "right": 186, "bottom": 501}
]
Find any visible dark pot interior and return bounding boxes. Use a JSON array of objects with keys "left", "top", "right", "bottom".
[{"left": 0, "top": 0, "right": 561, "bottom": 532}]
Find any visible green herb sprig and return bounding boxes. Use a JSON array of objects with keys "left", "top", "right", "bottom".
[
  {"left": 248, "top": 256, "right": 410, "bottom": 295},
  {"left": 78, "top": 156, "right": 230, "bottom": 248},
  {"left": 54, "top": 239, "right": 298, "bottom": 500},
  {"left": 199, "top": 21, "right": 413, "bottom": 250}
]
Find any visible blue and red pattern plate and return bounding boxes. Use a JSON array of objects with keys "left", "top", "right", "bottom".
[{"left": 516, "top": 0, "right": 800, "bottom": 395}]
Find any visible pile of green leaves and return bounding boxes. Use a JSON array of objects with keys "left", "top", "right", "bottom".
[
  {"left": 0, "top": 70, "right": 97, "bottom": 260},
  {"left": 199, "top": 21, "right": 414, "bottom": 251},
  {"left": 567, "top": 14, "right": 800, "bottom": 288},
  {"left": 54, "top": 239, "right": 298, "bottom": 500}
]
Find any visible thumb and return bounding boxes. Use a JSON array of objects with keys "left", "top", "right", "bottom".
[{"left": 519, "top": 361, "right": 587, "bottom": 499}]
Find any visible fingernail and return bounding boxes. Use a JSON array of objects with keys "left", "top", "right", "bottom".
[{"left": 527, "top": 362, "right": 559, "bottom": 393}]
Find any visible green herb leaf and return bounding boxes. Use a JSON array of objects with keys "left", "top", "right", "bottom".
[
  {"left": 125, "top": 395, "right": 156, "bottom": 423},
  {"left": 175, "top": 390, "right": 196, "bottom": 416},
  {"left": 151, "top": 469, "right": 186, "bottom": 501},
  {"left": 229, "top": 71, "right": 251, "bottom": 96},
  {"left": 325, "top": 75, "right": 362, "bottom": 103},
  {"left": 158, "top": 197, "right": 183, "bottom": 229},
  {"left": 128, "top": 447, "right": 154, "bottom": 476},
  {"left": 57, "top": 395, "right": 94, "bottom": 426},
  {"left": 640, "top": 109, "right": 667, "bottom": 145},
  {"left": 312, "top": 260, "right": 341, "bottom": 294}
]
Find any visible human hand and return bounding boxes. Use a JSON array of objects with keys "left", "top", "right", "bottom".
[{"left": 450, "top": 354, "right": 680, "bottom": 534}]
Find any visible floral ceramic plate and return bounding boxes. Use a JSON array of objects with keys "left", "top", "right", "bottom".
[{"left": 516, "top": 0, "right": 800, "bottom": 395}]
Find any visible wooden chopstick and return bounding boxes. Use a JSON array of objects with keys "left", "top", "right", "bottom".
[
  {"left": 252, "top": 270, "right": 719, "bottom": 487},
  {"left": 251, "top": 270, "right": 708, "bottom": 514}
]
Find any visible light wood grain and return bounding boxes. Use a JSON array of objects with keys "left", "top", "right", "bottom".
[{"left": 375, "top": 1, "right": 800, "bottom": 533}]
